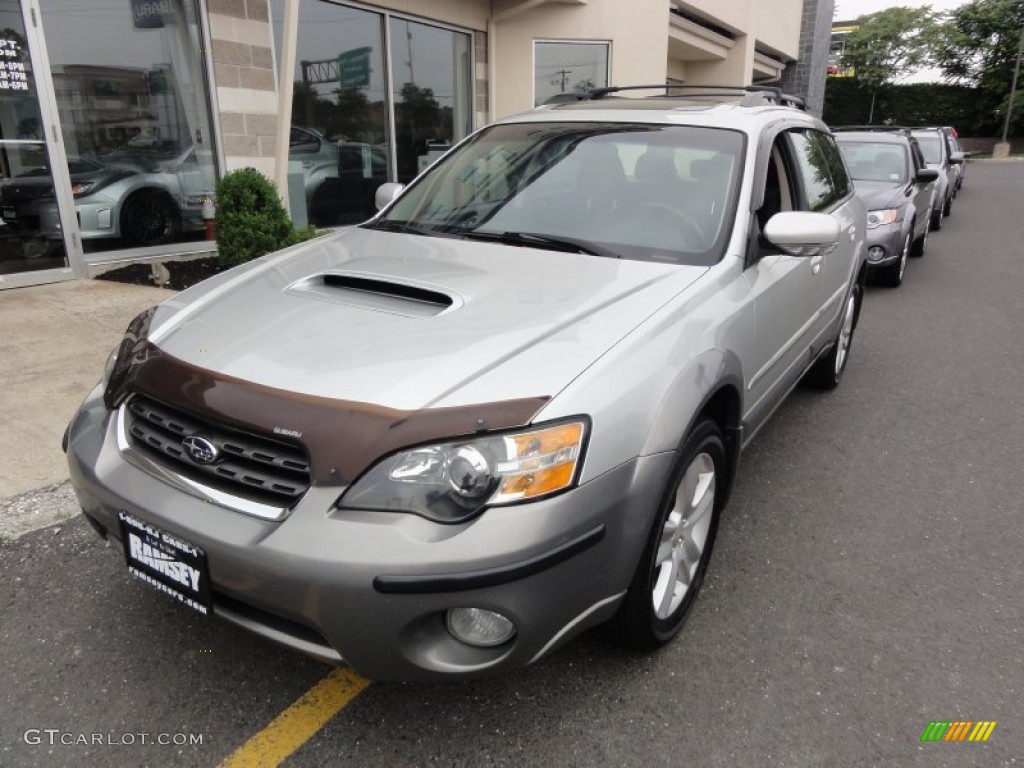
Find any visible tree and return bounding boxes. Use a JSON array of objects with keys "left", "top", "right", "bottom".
[
  {"left": 935, "top": 0, "right": 1024, "bottom": 134},
  {"left": 841, "top": 7, "right": 939, "bottom": 121}
]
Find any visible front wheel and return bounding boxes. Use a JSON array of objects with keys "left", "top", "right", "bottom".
[
  {"left": 806, "top": 281, "right": 861, "bottom": 390},
  {"left": 877, "top": 233, "right": 910, "bottom": 288},
  {"left": 911, "top": 220, "right": 928, "bottom": 257},
  {"left": 615, "top": 419, "right": 725, "bottom": 652}
]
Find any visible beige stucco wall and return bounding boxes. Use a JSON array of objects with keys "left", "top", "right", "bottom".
[
  {"left": 491, "top": 0, "right": 669, "bottom": 119},
  {"left": 681, "top": 0, "right": 801, "bottom": 58}
]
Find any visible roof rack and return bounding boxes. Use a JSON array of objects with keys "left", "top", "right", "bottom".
[
  {"left": 831, "top": 125, "right": 910, "bottom": 134},
  {"left": 544, "top": 84, "right": 805, "bottom": 110}
]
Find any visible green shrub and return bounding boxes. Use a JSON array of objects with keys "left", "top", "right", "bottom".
[
  {"left": 290, "top": 224, "right": 320, "bottom": 245},
  {"left": 214, "top": 168, "right": 294, "bottom": 268}
]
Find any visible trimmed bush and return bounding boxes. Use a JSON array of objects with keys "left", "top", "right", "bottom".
[{"left": 214, "top": 168, "right": 294, "bottom": 268}]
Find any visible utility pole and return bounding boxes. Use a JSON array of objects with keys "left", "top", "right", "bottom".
[
  {"left": 996, "top": 23, "right": 1024, "bottom": 157},
  {"left": 550, "top": 69, "right": 572, "bottom": 92}
]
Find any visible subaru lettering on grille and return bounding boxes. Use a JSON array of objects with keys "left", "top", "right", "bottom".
[{"left": 182, "top": 435, "right": 218, "bottom": 465}]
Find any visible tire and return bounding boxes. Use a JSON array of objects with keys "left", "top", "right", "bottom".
[
  {"left": 910, "top": 219, "right": 928, "bottom": 257},
  {"left": 806, "top": 280, "right": 861, "bottom": 390},
  {"left": 120, "top": 191, "right": 180, "bottom": 247},
  {"left": 942, "top": 194, "right": 952, "bottom": 217},
  {"left": 930, "top": 208, "right": 942, "bottom": 231},
  {"left": 615, "top": 419, "right": 726, "bottom": 652},
  {"left": 877, "top": 233, "right": 910, "bottom": 288}
]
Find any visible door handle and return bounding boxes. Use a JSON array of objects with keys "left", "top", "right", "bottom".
[
  {"left": 810, "top": 254, "right": 823, "bottom": 274},
  {"left": 848, "top": 228, "right": 856, "bottom": 242}
]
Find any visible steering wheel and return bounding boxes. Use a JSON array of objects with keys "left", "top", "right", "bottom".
[{"left": 632, "top": 203, "right": 706, "bottom": 249}]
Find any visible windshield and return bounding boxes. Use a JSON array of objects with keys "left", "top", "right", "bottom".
[
  {"left": 914, "top": 135, "right": 942, "bottom": 164},
  {"left": 837, "top": 141, "right": 908, "bottom": 183},
  {"left": 372, "top": 122, "right": 745, "bottom": 265}
]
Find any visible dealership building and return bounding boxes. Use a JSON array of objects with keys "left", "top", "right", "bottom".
[{"left": 0, "top": 0, "right": 831, "bottom": 289}]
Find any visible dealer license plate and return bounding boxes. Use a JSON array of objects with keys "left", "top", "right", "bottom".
[{"left": 119, "top": 511, "right": 211, "bottom": 615}]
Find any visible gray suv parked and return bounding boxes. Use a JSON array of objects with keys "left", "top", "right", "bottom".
[
  {"left": 911, "top": 127, "right": 964, "bottom": 230},
  {"left": 66, "top": 85, "right": 867, "bottom": 681},
  {"left": 834, "top": 128, "right": 938, "bottom": 287}
]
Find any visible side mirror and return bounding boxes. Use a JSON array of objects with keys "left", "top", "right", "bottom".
[
  {"left": 949, "top": 151, "right": 965, "bottom": 165},
  {"left": 762, "top": 211, "right": 841, "bottom": 257},
  {"left": 374, "top": 182, "right": 405, "bottom": 211},
  {"left": 916, "top": 168, "right": 939, "bottom": 183}
]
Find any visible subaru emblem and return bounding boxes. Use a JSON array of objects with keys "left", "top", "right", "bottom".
[{"left": 182, "top": 435, "right": 218, "bottom": 465}]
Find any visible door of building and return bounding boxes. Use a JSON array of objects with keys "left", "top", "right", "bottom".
[{"left": 0, "top": 0, "right": 80, "bottom": 289}]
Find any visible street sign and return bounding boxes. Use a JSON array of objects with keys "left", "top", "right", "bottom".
[{"left": 338, "top": 47, "right": 371, "bottom": 89}]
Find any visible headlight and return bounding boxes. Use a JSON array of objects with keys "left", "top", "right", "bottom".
[
  {"left": 71, "top": 182, "right": 95, "bottom": 197},
  {"left": 866, "top": 208, "right": 899, "bottom": 229},
  {"left": 339, "top": 419, "right": 588, "bottom": 522}
]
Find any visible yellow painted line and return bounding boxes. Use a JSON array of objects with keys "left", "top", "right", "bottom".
[{"left": 218, "top": 667, "right": 370, "bottom": 768}]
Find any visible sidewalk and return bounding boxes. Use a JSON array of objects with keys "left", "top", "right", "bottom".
[{"left": 0, "top": 279, "right": 173, "bottom": 538}]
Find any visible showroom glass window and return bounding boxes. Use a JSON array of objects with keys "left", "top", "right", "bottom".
[
  {"left": 534, "top": 41, "right": 609, "bottom": 106},
  {"left": 38, "top": 0, "right": 217, "bottom": 253},
  {"left": 389, "top": 17, "right": 472, "bottom": 183},
  {"left": 272, "top": 2, "right": 473, "bottom": 222}
]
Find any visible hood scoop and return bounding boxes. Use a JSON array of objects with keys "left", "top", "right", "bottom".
[{"left": 286, "top": 272, "right": 459, "bottom": 317}]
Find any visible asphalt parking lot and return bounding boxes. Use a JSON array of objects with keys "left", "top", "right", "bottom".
[{"left": 2, "top": 160, "right": 1022, "bottom": 767}]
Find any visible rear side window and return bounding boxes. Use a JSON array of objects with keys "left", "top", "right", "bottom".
[{"left": 788, "top": 130, "right": 839, "bottom": 212}]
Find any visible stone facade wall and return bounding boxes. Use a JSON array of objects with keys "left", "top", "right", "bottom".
[
  {"left": 779, "top": 0, "right": 834, "bottom": 117},
  {"left": 474, "top": 29, "right": 488, "bottom": 128},
  {"left": 207, "top": 0, "right": 278, "bottom": 179}
]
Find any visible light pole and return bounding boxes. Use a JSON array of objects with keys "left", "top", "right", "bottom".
[{"left": 996, "top": 23, "right": 1024, "bottom": 155}]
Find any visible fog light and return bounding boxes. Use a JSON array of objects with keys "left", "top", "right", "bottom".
[
  {"left": 446, "top": 607, "right": 516, "bottom": 647},
  {"left": 868, "top": 245, "right": 885, "bottom": 261}
]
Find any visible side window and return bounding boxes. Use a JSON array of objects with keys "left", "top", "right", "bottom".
[
  {"left": 756, "top": 136, "right": 798, "bottom": 230},
  {"left": 788, "top": 130, "right": 839, "bottom": 212},
  {"left": 817, "top": 133, "right": 851, "bottom": 199},
  {"left": 909, "top": 140, "right": 926, "bottom": 172}
]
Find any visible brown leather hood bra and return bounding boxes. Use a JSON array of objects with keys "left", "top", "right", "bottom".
[{"left": 107, "top": 337, "right": 549, "bottom": 487}]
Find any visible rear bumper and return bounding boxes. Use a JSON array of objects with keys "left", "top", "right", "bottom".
[{"left": 66, "top": 387, "right": 672, "bottom": 681}]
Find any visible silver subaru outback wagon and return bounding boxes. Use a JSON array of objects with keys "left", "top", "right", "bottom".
[{"left": 65, "top": 86, "right": 867, "bottom": 682}]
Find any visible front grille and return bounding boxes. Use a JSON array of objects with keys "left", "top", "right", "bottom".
[{"left": 125, "top": 395, "right": 311, "bottom": 507}]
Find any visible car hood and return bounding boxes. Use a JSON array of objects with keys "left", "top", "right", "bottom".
[
  {"left": 853, "top": 180, "right": 905, "bottom": 210},
  {"left": 149, "top": 228, "right": 708, "bottom": 410}
]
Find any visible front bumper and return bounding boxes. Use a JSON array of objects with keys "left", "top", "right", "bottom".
[
  {"left": 864, "top": 222, "right": 905, "bottom": 268},
  {"left": 66, "top": 388, "right": 671, "bottom": 681}
]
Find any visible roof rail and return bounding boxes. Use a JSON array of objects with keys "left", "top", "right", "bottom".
[
  {"left": 831, "top": 125, "right": 910, "bottom": 134},
  {"left": 543, "top": 84, "right": 805, "bottom": 110}
]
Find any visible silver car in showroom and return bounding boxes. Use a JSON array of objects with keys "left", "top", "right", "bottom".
[
  {"left": 66, "top": 86, "right": 866, "bottom": 681},
  {"left": 834, "top": 128, "right": 938, "bottom": 287}
]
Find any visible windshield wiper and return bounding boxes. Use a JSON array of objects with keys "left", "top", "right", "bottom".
[
  {"left": 362, "top": 219, "right": 443, "bottom": 236},
  {"left": 457, "top": 230, "right": 620, "bottom": 258}
]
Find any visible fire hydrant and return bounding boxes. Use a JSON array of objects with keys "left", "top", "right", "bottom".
[{"left": 202, "top": 192, "right": 216, "bottom": 240}]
